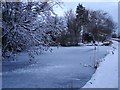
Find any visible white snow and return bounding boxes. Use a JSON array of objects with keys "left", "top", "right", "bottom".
[
  {"left": 2, "top": 45, "right": 110, "bottom": 88},
  {"left": 83, "top": 41, "right": 118, "bottom": 88}
]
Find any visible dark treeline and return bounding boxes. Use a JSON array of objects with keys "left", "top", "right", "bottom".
[{"left": 55, "top": 4, "right": 116, "bottom": 46}]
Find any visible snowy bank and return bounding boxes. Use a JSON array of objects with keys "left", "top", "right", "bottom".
[{"left": 83, "top": 41, "right": 118, "bottom": 88}]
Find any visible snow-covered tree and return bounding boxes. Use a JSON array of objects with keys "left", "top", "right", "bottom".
[
  {"left": 44, "top": 15, "right": 66, "bottom": 45},
  {"left": 2, "top": 1, "right": 61, "bottom": 60}
]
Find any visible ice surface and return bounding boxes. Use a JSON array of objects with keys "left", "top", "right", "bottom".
[{"left": 2, "top": 46, "right": 110, "bottom": 88}]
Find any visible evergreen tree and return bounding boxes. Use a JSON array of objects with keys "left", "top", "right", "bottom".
[{"left": 76, "top": 4, "right": 88, "bottom": 43}]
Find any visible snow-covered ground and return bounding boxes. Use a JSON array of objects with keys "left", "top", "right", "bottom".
[
  {"left": 2, "top": 45, "right": 110, "bottom": 88},
  {"left": 112, "top": 38, "right": 120, "bottom": 42},
  {"left": 83, "top": 41, "right": 118, "bottom": 88}
]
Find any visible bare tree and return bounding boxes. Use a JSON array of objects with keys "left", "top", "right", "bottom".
[
  {"left": 87, "top": 10, "right": 116, "bottom": 42},
  {"left": 64, "top": 9, "right": 80, "bottom": 46}
]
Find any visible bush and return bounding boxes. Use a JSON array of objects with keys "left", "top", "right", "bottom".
[{"left": 112, "top": 34, "right": 117, "bottom": 38}]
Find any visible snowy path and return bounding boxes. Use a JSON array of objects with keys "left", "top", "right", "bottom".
[
  {"left": 2, "top": 46, "right": 110, "bottom": 88},
  {"left": 83, "top": 41, "right": 118, "bottom": 88}
]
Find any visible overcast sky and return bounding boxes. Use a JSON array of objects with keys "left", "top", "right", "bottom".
[{"left": 54, "top": 1, "right": 118, "bottom": 23}]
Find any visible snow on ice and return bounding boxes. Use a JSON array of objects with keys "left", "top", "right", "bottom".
[{"left": 2, "top": 45, "right": 110, "bottom": 88}]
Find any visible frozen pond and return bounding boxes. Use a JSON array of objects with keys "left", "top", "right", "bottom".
[{"left": 2, "top": 46, "right": 110, "bottom": 88}]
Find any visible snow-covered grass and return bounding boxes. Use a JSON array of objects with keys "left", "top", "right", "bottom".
[{"left": 83, "top": 41, "right": 118, "bottom": 88}]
